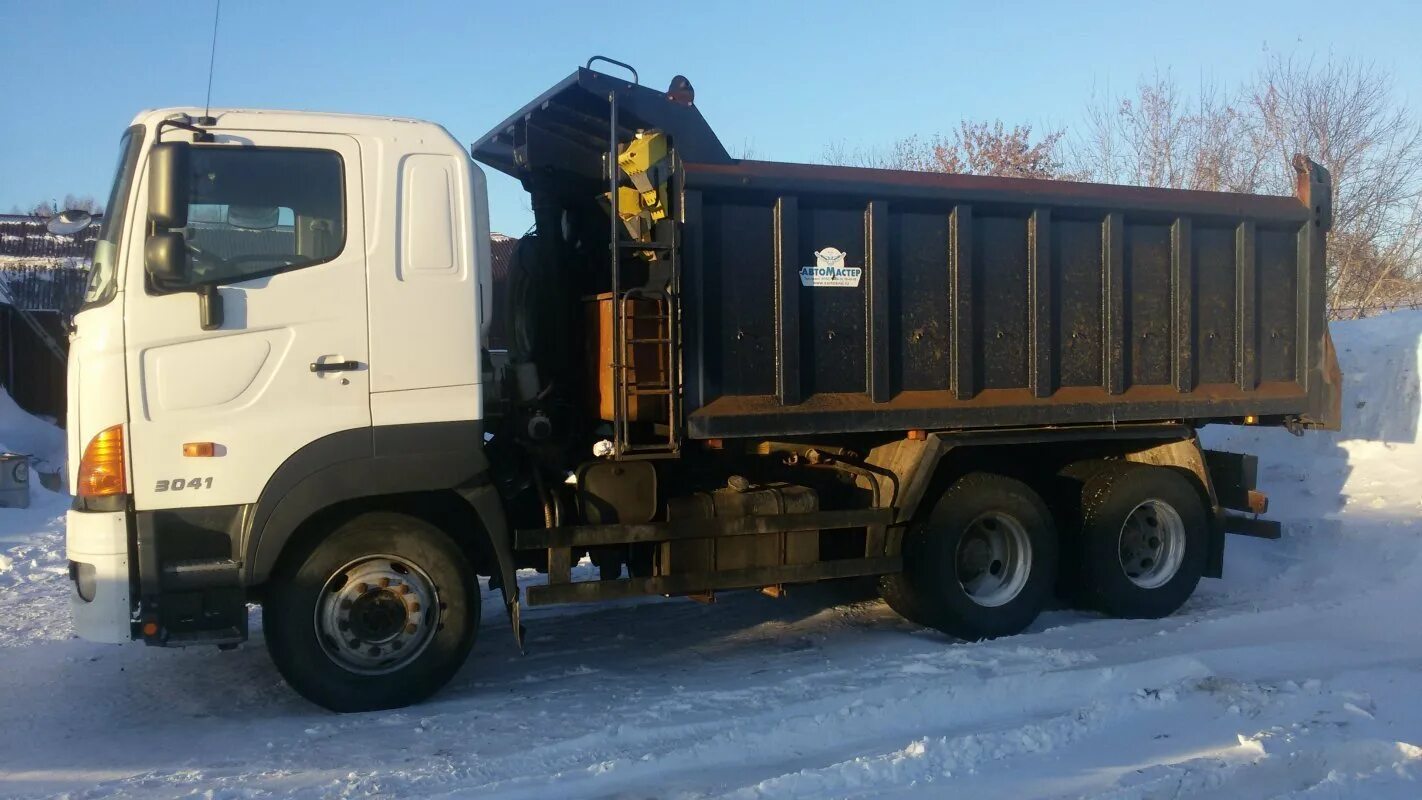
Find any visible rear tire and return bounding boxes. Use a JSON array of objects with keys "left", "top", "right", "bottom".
[
  {"left": 1071, "top": 462, "right": 1208, "bottom": 619},
  {"left": 880, "top": 473, "right": 1058, "bottom": 640},
  {"left": 263, "top": 512, "right": 480, "bottom": 712}
]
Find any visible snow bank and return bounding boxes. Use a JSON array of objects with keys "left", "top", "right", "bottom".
[
  {"left": 1211, "top": 309, "right": 1422, "bottom": 450},
  {"left": 0, "top": 386, "right": 65, "bottom": 474},
  {"left": 1330, "top": 311, "right": 1422, "bottom": 445},
  {"left": 1203, "top": 310, "right": 1422, "bottom": 528},
  {"left": 0, "top": 383, "right": 68, "bottom": 574}
]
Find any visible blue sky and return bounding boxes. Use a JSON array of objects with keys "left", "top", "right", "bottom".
[{"left": 3, "top": 0, "right": 1420, "bottom": 235}]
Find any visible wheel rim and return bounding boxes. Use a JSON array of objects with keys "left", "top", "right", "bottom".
[
  {"left": 955, "top": 511, "right": 1033, "bottom": 607},
  {"left": 1117, "top": 499, "right": 1186, "bottom": 589},
  {"left": 315, "top": 555, "right": 441, "bottom": 675}
]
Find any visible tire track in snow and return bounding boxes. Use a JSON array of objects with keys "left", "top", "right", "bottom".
[
  {"left": 311, "top": 655, "right": 1213, "bottom": 799},
  {"left": 716, "top": 682, "right": 1188, "bottom": 799},
  {"left": 1087, "top": 731, "right": 1422, "bottom": 800}
]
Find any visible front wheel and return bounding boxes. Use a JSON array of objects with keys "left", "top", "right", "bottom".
[
  {"left": 263, "top": 512, "right": 479, "bottom": 712},
  {"left": 880, "top": 472, "right": 1059, "bottom": 640}
]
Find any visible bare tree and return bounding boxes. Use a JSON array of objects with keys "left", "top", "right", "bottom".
[
  {"left": 1248, "top": 55, "right": 1422, "bottom": 315},
  {"left": 1074, "top": 57, "right": 1422, "bottom": 315},
  {"left": 1075, "top": 71, "right": 1267, "bottom": 193},
  {"left": 61, "top": 194, "right": 104, "bottom": 215},
  {"left": 826, "top": 121, "right": 1070, "bottom": 179},
  {"left": 21, "top": 195, "right": 104, "bottom": 218}
]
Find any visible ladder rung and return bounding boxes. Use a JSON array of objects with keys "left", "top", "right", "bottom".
[
  {"left": 627, "top": 337, "right": 671, "bottom": 344},
  {"left": 616, "top": 242, "right": 674, "bottom": 251},
  {"left": 628, "top": 388, "right": 673, "bottom": 396}
]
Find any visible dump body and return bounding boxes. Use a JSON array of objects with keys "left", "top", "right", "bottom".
[
  {"left": 679, "top": 160, "right": 1338, "bottom": 438},
  {"left": 473, "top": 67, "right": 1341, "bottom": 443}
]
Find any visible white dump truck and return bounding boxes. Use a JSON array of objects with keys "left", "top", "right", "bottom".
[{"left": 63, "top": 61, "right": 1338, "bottom": 711}]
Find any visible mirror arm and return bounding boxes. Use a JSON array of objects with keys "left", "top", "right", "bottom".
[
  {"left": 198, "top": 285, "right": 224, "bottom": 331},
  {"left": 156, "top": 118, "right": 215, "bottom": 143}
]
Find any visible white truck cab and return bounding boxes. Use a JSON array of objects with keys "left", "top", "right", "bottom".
[{"left": 66, "top": 109, "right": 503, "bottom": 678}]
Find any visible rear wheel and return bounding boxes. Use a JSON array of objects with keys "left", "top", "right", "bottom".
[
  {"left": 880, "top": 473, "right": 1058, "bottom": 640},
  {"left": 263, "top": 512, "right": 479, "bottom": 712},
  {"left": 1070, "top": 462, "right": 1208, "bottom": 619}
]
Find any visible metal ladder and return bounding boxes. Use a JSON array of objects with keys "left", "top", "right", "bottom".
[{"left": 606, "top": 88, "right": 681, "bottom": 458}]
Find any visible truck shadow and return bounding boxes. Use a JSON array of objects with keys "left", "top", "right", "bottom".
[{"left": 453, "top": 573, "right": 1095, "bottom": 705}]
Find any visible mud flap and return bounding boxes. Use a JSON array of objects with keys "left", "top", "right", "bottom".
[{"left": 457, "top": 482, "right": 526, "bottom": 653}]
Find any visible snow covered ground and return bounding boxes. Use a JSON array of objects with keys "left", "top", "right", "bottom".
[{"left": 2, "top": 313, "right": 1421, "bottom": 799}]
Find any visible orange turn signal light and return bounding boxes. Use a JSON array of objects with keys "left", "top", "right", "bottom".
[
  {"left": 183, "top": 442, "right": 216, "bottom": 458},
  {"left": 77, "top": 424, "right": 126, "bottom": 498}
]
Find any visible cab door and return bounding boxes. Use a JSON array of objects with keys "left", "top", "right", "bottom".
[{"left": 124, "top": 130, "right": 369, "bottom": 511}]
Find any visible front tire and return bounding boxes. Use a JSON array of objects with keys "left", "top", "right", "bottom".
[
  {"left": 880, "top": 473, "right": 1059, "bottom": 640},
  {"left": 263, "top": 512, "right": 479, "bottom": 712}
]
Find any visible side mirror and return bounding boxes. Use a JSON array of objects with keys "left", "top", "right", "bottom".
[
  {"left": 148, "top": 142, "right": 190, "bottom": 229},
  {"left": 145, "top": 231, "right": 189, "bottom": 286}
]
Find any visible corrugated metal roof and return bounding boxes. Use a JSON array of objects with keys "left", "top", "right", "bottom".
[
  {"left": 490, "top": 233, "right": 516, "bottom": 280},
  {"left": 0, "top": 215, "right": 96, "bottom": 315}
]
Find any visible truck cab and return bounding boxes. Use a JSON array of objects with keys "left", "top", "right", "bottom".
[{"left": 67, "top": 108, "right": 498, "bottom": 657}]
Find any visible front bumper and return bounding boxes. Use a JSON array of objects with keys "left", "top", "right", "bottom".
[{"left": 66, "top": 509, "right": 133, "bottom": 643}]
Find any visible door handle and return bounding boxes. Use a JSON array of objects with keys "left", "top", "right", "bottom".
[{"left": 309, "top": 360, "right": 361, "bottom": 373}]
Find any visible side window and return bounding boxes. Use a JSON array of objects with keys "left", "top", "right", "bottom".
[{"left": 180, "top": 147, "right": 344, "bottom": 285}]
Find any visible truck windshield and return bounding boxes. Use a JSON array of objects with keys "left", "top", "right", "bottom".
[{"left": 83, "top": 125, "right": 144, "bottom": 306}]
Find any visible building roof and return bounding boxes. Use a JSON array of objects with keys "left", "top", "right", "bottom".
[
  {"left": 490, "top": 233, "right": 516, "bottom": 281},
  {"left": 0, "top": 215, "right": 95, "bottom": 314}
]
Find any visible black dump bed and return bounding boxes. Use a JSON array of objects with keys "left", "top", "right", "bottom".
[{"left": 474, "top": 66, "right": 1342, "bottom": 440}]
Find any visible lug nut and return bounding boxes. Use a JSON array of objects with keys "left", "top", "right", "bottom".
[
  {"left": 347, "top": 639, "right": 360, "bottom": 649},
  {"left": 368, "top": 646, "right": 381, "bottom": 656},
  {"left": 405, "top": 623, "right": 418, "bottom": 634},
  {"left": 397, "top": 584, "right": 411, "bottom": 595},
  {"left": 380, "top": 578, "right": 392, "bottom": 588},
  {"left": 354, "top": 582, "right": 369, "bottom": 594},
  {"left": 409, "top": 602, "right": 421, "bottom": 612}
]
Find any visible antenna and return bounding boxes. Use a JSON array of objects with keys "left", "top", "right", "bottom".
[{"left": 202, "top": 0, "right": 222, "bottom": 124}]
